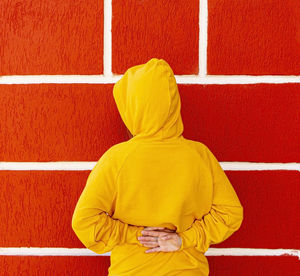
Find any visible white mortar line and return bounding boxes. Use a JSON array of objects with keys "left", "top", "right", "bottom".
[
  {"left": 206, "top": 248, "right": 300, "bottom": 259},
  {"left": 0, "top": 162, "right": 299, "bottom": 171},
  {"left": 0, "top": 0, "right": 299, "bottom": 85},
  {"left": 103, "top": 0, "right": 112, "bottom": 77},
  {"left": 221, "top": 162, "right": 300, "bottom": 171},
  {"left": 0, "top": 75, "right": 299, "bottom": 84},
  {"left": 199, "top": 0, "right": 208, "bottom": 77},
  {"left": 0, "top": 248, "right": 298, "bottom": 259}
]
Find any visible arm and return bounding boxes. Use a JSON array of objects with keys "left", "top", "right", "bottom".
[
  {"left": 177, "top": 145, "right": 244, "bottom": 253},
  {"left": 71, "top": 149, "right": 144, "bottom": 254}
]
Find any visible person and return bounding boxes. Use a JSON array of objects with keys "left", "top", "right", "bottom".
[{"left": 71, "top": 58, "right": 244, "bottom": 275}]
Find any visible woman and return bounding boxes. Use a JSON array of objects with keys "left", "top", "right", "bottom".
[{"left": 71, "top": 58, "right": 244, "bottom": 275}]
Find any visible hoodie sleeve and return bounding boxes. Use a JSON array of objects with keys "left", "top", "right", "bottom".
[
  {"left": 177, "top": 145, "right": 244, "bottom": 253},
  {"left": 71, "top": 148, "right": 144, "bottom": 254}
]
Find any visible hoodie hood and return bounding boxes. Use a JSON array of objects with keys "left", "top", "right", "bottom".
[{"left": 113, "top": 58, "right": 184, "bottom": 142}]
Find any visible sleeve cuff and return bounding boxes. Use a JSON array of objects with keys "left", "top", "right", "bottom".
[
  {"left": 126, "top": 225, "right": 144, "bottom": 246},
  {"left": 178, "top": 226, "right": 197, "bottom": 251}
]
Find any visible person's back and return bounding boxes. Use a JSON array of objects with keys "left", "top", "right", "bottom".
[{"left": 71, "top": 58, "right": 244, "bottom": 275}]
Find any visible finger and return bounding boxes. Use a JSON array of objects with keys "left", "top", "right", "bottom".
[
  {"left": 144, "top": 227, "right": 176, "bottom": 233},
  {"left": 141, "top": 230, "right": 160, "bottom": 237},
  {"left": 139, "top": 241, "right": 158, "bottom": 247},
  {"left": 145, "top": 247, "right": 161, "bottom": 253},
  {"left": 163, "top": 229, "right": 176, "bottom": 233},
  {"left": 143, "top": 227, "right": 165, "bottom": 230},
  {"left": 138, "top": 236, "right": 157, "bottom": 242},
  {"left": 160, "top": 235, "right": 171, "bottom": 240}
]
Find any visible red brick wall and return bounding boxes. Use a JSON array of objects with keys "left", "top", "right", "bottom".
[{"left": 0, "top": 0, "right": 299, "bottom": 275}]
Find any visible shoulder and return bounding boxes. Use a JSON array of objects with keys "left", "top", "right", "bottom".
[
  {"left": 182, "top": 138, "right": 226, "bottom": 180},
  {"left": 96, "top": 140, "right": 138, "bottom": 167},
  {"left": 181, "top": 138, "right": 223, "bottom": 170},
  {"left": 181, "top": 137, "right": 213, "bottom": 158}
]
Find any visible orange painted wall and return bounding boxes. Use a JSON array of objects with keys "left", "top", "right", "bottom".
[{"left": 0, "top": 0, "right": 299, "bottom": 275}]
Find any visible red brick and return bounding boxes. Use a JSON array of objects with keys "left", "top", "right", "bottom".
[
  {"left": 207, "top": 255, "right": 300, "bottom": 276},
  {"left": 0, "top": 83, "right": 298, "bottom": 162},
  {"left": 180, "top": 83, "right": 300, "bottom": 162},
  {"left": 0, "top": 170, "right": 298, "bottom": 249},
  {"left": 0, "top": 256, "right": 110, "bottom": 276},
  {"left": 0, "top": 1, "right": 103, "bottom": 75},
  {"left": 207, "top": 0, "right": 300, "bottom": 75},
  {"left": 112, "top": 0, "right": 199, "bottom": 74}
]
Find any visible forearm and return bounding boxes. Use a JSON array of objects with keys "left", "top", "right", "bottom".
[
  {"left": 72, "top": 210, "right": 144, "bottom": 254},
  {"left": 178, "top": 204, "right": 243, "bottom": 252},
  {"left": 176, "top": 144, "right": 244, "bottom": 253}
]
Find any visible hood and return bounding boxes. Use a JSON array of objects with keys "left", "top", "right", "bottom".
[{"left": 113, "top": 58, "right": 184, "bottom": 142}]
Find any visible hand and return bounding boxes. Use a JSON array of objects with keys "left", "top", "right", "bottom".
[{"left": 138, "top": 227, "right": 182, "bottom": 253}]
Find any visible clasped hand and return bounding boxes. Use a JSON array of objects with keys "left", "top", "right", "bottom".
[{"left": 138, "top": 227, "right": 182, "bottom": 253}]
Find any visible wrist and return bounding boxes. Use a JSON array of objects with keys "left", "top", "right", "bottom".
[
  {"left": 177, "top": 227, "right": 196, "bottom": 251},
  {"left": 177, "top": 233, "right": 184, "bottom": 251},
  {"left": 178, "top": 236, "right": 183, "bottom": 251}
]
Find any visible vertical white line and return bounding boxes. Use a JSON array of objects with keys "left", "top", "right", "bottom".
[
  {"left": 199, "top": 0, "right": 208, "bottom": 77},
  {"left": 103, "top": 0, "right": 113, "bottom": 77}
]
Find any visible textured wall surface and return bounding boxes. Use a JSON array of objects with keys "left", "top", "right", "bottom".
[
  {"left": 0, "top": 1, "right": 104, "bottom": 75},
  {"left": 207, "top": 0, "right": 300, "bottom": 75},
  {"left": 0, "top": 170, "right": 298, "bottom": 250},
  {"left": 0, "top": 83, "right": 298, "bottom": 162},
  {"left": 111, "top": 0, "right": 200, "bottom": 74},
  {"left": 0, "top": 0, "right": 299, "bottom": 275}
]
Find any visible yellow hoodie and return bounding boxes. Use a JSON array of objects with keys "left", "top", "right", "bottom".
[{"left": 71, "top": 58, "right": 244, "bottom": 276}]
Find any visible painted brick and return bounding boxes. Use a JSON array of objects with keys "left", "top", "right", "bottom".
[
  {"left": 213, "top": 170, "right": 300, "bottom": 249},
  {"left": 207, "top": 0, "right": 300, "bottom": 75},
  {"left": 0, "top": 255, "right": 298, "bottom": 275},
  {"left": 180, "top": 83, "right": 300, "bottom": 162},
  {"left": 0, "top": 1, "right": 103, "bottom": 75},
  {"left": 112, "top": 0, "right": 199, "bottom": 74},
  {"left": 0, "top": 170, "right": 298, "bottom": 249},
  {"left": 0, "top": 256, "right": 110, "bottom": 276},
  {"left": 0, "top": 83, "right": 298, "bottom": 162},
  {"left": 207, "top": 255, "right": 300, "bottom": 276},
  {"left": 0, "top": 84, "right": 122, "bottom": 161}
]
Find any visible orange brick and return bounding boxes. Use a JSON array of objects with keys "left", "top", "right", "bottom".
[
  {"left": 0, "top": 1, "right": 103, "bottom": 75},
  {"left": 112, "top": 0, "right": 199, "bottom": 74},
  {"left": 207, "top": 0, "right": 300, "bottom": 75}
]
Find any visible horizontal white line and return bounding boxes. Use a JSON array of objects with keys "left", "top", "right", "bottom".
[
  {"left": 0, "top": 162, "right": 299, "bottom": 171},
  {"left": 0, "top": 75, "right": 299, "bottom": 84},
  {"left": 221, "top": 162, "right": 300, "bottom": 171},
  {"left": 0, "top": 247, "right": 111, "bottom": 256},
  {"left": 0, "top": 162, "right": 95, "bottom": 171},
  {"left": 0, "top": 248, "right": 298, "bottom": 259},
  {"left": 207, "top": 248, "right": 300, "bottom": 259}
]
